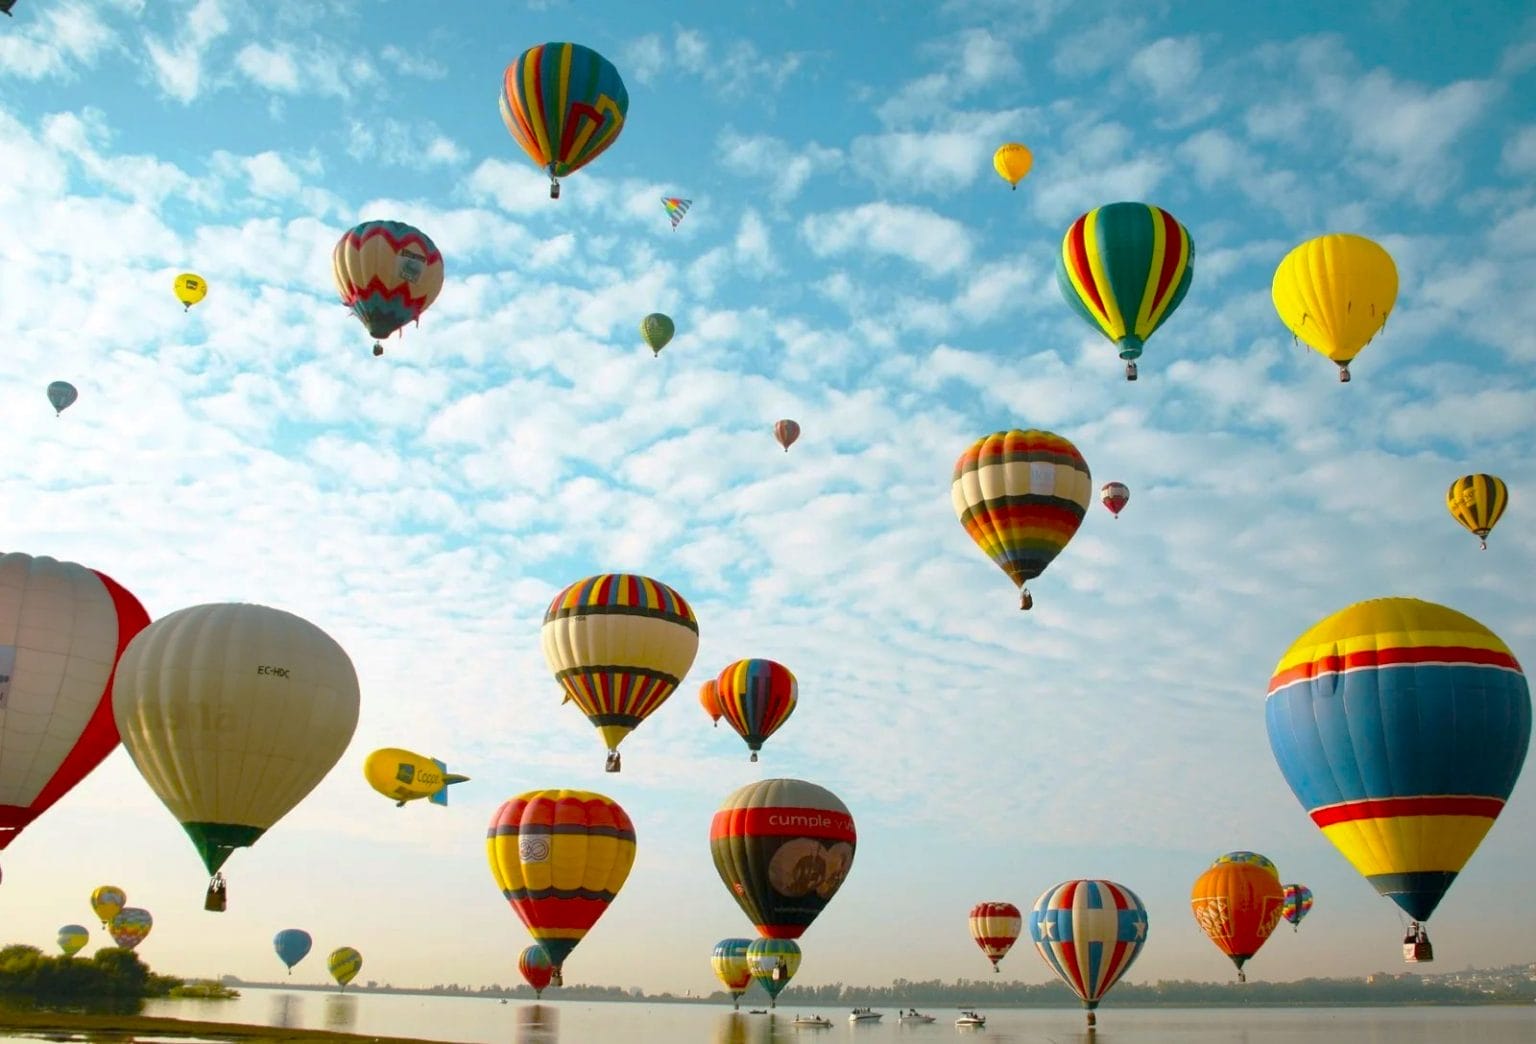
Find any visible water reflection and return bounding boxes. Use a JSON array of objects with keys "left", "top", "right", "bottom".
[
  {"left": 713, "top": 1010, "right": 809, "bottom": 1043},
  {"left": 515, "top": 1002, "right": 558, "bottom": 1043},
  {"left": 267, "top": 991, "right": 300, "bottom": 1029},
  {"left": 323, "top": 993, "right": 357, "bottom": 1031}
]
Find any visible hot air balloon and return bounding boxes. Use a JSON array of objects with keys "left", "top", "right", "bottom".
[
  {"left": 57, "top": 924, "right": 89, "bottom": 957},
  {"left": 0, "top": 554, "right": 149, "bottom": 858},
  {"left": 773, "top": 420, "right": 800, "bottom": 453},
  {"left": 1212, "top": 851, "right": 1279, "bottom": 880},
  {"left": 1057, "top": 202, "right": 1195, "bottom": 380},
  {"left": 1100, "top": 481, "right": 1129, "bottom": 519},
  {"left": 541, "top": 573, "right": 700, "bottom": 773},
  {"left": 1446, "top": 474, "right": 1508, "bottom": 550},
  {"left": 46, "top": 381, "right": 77, "bottom": 416},
  {"left": 519, "top": 944, "right": 554, "bottom": 998},
  {"left": 499, "top": 42, "right": 629, "bottom": 199},
  {"left": 711, "top": 778, "right": 856, "bottom": 939},
  {"left": 662, "top": 197, "right": 692, "bottom": 229},
  {"left": 1265, "top": 597, "right": 1530, "bottom": 963},
  {"left": 486, "top": 789, "right": 635, "bottom": 986},
  {"left": 745, "top": 938, "right": 800, "bottom": 1007},
  {"left": 1190, "top": 859, "right": 1285, "bottom": 982},
  {"left": 699, "top": 678, "right": 722, "bottom": 727},
  {"left": 332, "top": 220, "right": 445, "bottom": 357},
  {"left": 969, "top": 901, "right": 1022, "bottom": 972},
  {"left": 951, "top": 429, "right": 1092, "bottom": 610},
  {"left": 1281, "top": 884, "right": 1313, "bottom": 930},
  {"left": 90, "top": 886, "right": 126, "bottom": 928},
  {"left": 1029, "top": 880, "right": 1148, "bottom": 1029},
  {"left": 274, "top": 929, "right": 313, "bottom": 973},
  {"left": 711, "top": 938, "right": 753, "bottom": 1009},
  {"left": 993, "top": 143, "right": 1033, "bottom": 189},
  {"left": 112, "top": 602, "right": 361, "bottom": 911},
  {"left": 640, "top": 313, "right": 674, "bottom": 357},
  {"left": 108, "top": 907, "right": 152, "bottom": 950},
  {"left": 173, "top": 272, "right": 207, "bottom": 311},
  {"left": 1272, "top": 233, "right": 1397, "bottom": 382},
  {"left": 714, "top": 659, "right": 797, "bottom": 762},
  {"left": 363, "top": 747, "right": 468, "bottom": 806},
  {"left": 329, "top": 946, "right": 362, "bottom": 989}
]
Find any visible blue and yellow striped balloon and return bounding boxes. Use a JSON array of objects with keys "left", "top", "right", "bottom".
[
  {"left": 1266, "top": 597, "right": 1531, "bottom": 923},
  {"left": 744, "top": 937, "right": 800, "bottom": 1006},
  {"left": 328, "top": 946, "right": 362, "bottom": 988},
  {"left": 499, "top": 42, "right": 629, "bottom": 198}
]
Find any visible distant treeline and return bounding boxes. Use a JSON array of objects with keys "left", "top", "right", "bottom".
[{"left": 0, "top": 944, "right": 182, "bottom": 1003}]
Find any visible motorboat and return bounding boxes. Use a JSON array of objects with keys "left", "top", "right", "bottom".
[
  {"left": 956, "top": 1010, "right": 987, "bottom": 1028},
  {"left": 848, "top": 1007, "right": 883, "bottom": 1022},
  {"left": 897, "top": 1008, "right": 936, "bottom": 1023},
  {"left": 748, "top": 1009, "right": 768, "bottom": 1014},
  {"left": 792, "top": 1015, "right": 833, "bottom": 1028}
]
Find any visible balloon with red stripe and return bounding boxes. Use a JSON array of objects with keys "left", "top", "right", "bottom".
[
  {"left": 1029, "top": 879, "right": 1148, "bottom": 1029},
  {"left": 715, "top": 658, "right": 797, "bottom": 762},
  {"left": 518, "top": 944, "right": 554, "bottom": 998},
  {"left": 968, "top": 901, "right": 1022, "bottom": 972},
  {"left": 1266, "top": 597, "right": 1530, "bottom": 944},
  {"left": 710, "top": 779, "right": 856, "bottom": 939}
]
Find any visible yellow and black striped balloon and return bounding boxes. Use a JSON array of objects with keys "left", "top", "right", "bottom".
[{"left": 1446, "top": 474, "right": 1508, "bottom": 550}]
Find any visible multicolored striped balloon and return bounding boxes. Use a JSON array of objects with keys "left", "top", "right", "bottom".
[
  {"left": 969, "top": 901, "right": 1022, "bottom": 972},
  {"left": 714, "top": 659, "right": 797, "bottom": 762},
  {"left": 1266, "top": 598, "right": 1530, "bottom": 928},
  {"left": 1190, "top": 861, "right": 1283, "bottom": 982},
  {"left": 328, "top": 946, "right": 362, "bottom": 988},
  {"left": 541, "top": 574, "right": 699, "bottom": 772},
  {"left": 486, "top": 789, "right": 635, "bottom": 985},
  {"left": 518, "top": 944, "right": 553, "bottom": 998},
  {"left": 1029, "top": 880, "right": 1147, "bottom": 1028},
  {"left": 1057, "top": 201, "right": 1194, "bottom": 380},
  {"left": 331, "top": 220, "right": 444, "bottom": 356},
  {"left": 744, "top": 937, "right": 800, "bottom": 1006},
  {"left": 774, "top": 419, "right": 800, "bottom": 452},
  {"left": 1281, "top": 883, "right": 1314, "bottom": 930},
  {"left": 951, "top": 429, "right": 1091, "bottom": 610},
  {"left": 499, "top": 42, "right": 629, "bottom": 199},
  {"left": 108, "top": 907, "right": 152, "bottom": 951},
  {"left": 710, "top": 938, "right": 753, "bottom": 1008}
]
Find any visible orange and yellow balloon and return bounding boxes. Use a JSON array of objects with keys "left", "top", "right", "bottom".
[
  {"left": 699, "top": 678, "right": 722, "bottom": 727},
  {"left": 1445, "top": 474, "right": 1508, "bottom": 550},
  {"left": 1271, "top": 233, "right": 1397, "bottom": 382},
  {"left": 1190, "top": 860, "right": 1284, "bottom": 982}
]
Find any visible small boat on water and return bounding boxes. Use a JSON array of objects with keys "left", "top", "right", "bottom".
[
  {"left": 748, "top": 1008, "right": 768, "bottom": 1015},
  {"left": 956, "top": 1010, "right": 987, "bottom": 1028},
  {"left": 849, "top": 1007, "right": 883, "bottom": 1023},
  {"left": 897, "top": 1008, "right": 936, "bottom": 1023},
  {"left": 792, "top": 1014, "right": 833, "bottom": 1028}
]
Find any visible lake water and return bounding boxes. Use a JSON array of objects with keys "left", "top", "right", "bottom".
[{"left": 71, "top": 989, "right": 1536, "bottom": 1043}]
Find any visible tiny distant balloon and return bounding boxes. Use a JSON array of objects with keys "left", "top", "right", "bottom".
[
  {"left": 519, "top": 944, "right": 554, "bottom": 998},
  {"left": 109, "top": 907, "right": 152, "bottom": 951},
  {"left": 91, "top": 886, "right": 126, "bottom": 928},
  {"left": 993, "top": 143, "right": 1033, "bottom": 189},
  {"left": 363, "top": 747, "right": 468, "bottom": 807},
  {"left": 745, "top": 938, "right": 800, "bottom": 1007},
  {"left": 173, "top": 273, "right": 207, "bottom": 311},
  {"left": 774, "top": 420, "right": 800, "bottom": 453},
  {"left": 274, "top": 929, "right": 313, "bottom": 972},
  {"left": 699, "top": 678, "right": 722, "bottom": 727},
  {"left": 640, "top": 313, "right": 675, "bottom": 357},
  {"left": 1281, "top": 884, "right": 1313, "bottom": 931},
  {"left": 57, "top": 924, "right": 89, "bottom": 957},
  {"left": 329, "top": 946, "right": 363, "bottom": 989},
  {"left": 662, "top": 197, "right": 692, "bottom": 229},
  {"left": 1446, "top": 474, "right": 1508, "bottom": 550},
  {"left": 46, "top": 381, "right": 77, "bottom": 416},
  {"left": 1101, "top": 481, "right": 1129, "bottom": 518}
]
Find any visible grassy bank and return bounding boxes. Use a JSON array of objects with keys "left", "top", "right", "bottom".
[{"left": 0, "top": 1009, "right": 461, "bottom": 1043}]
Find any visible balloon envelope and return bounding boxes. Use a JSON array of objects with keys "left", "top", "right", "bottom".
[
  {"left": 1212, "top": 851, "right": 1279, "bottom": 879},
  {"left": 46, "top": 381, "right": 77, "bottom": 415},
  {"left": 699, "top": 679, "right": 722, "bottom": 725},
  {"left": 1100, "top": 481, "right": 1129, "bottom": 517},
  {"left": 328, "top": 946, "right": 362, "bottom": 987},
  {"left": 711, "top": 938, "right": 752, "bottom": 999},
  {"left": 499, "top": 42, "right": 629, "bottom": 196},
  {"left": 90, "top": 885, "right": 126, "bottom": 927},
  {"left": 57, "top": 924, "right": 89, "bottom": 957},
  {"left": 1282, "top": 883, "right": 1314, "bottom": 928},
  {"left": 108, "top": 907, "right": 152, "bottom": 950},
  {"left": 1271, "top": 233, "right": 1397, "bottom": 378},
  {"left": 745, "top": 938, "right": 800, "bottom": 1003},
  {"left": 332, "top": 220, "right": 445, "bottom": 350},
  {"left": 1265, "top": 597, "right": 1530, "bottom": 922},
  {"left": 1029, "top": 880, "right": 1148, "bottom": 1011},
  {"left": 173, "top": 272, "right": 207, "bottom": 309},
  {"left": 274, "top": 929, "right": 313, "bottom": 970},
  {"left": 714, "top": 658, "right": 797, "bottom": 760},
  {"left": 640, "top": 313, "right": 674, "bottom": 355},
  {"left": 519, "top": 944, "right": 554, "bottom": 997},
  {"left": 773, "top": 420, "right": 800, "bottom": 452},
  {"left": 1190, "top": 861, "right": 1284, "bottom": 979},
  {"left": 0, "top": 554, "right": 149, "bottom": 852},
  {"left": 993, "top": 143, "right": 1033, "bottom": 188},
  {"left": 1446, "top": 474, "right": 1508, "bottom": 549},
  {"left": 969, "top": 901, "right": 1022, "bottom": 970}
]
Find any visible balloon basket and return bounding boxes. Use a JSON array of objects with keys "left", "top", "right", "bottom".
[{"left": 372, "top": 343, "right": 383, "bottom": 357}]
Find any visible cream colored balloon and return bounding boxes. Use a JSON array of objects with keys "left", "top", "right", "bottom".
[{"left": 111, "top": 603, "right": 359, "bottom": 877}]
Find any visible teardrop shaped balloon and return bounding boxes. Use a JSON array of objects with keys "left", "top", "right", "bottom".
[
  {"left": 486, "top": 789, "right": 636, "bottom": 985},
  {"left": 173, "top": 272, "right": 207, "bottom": 311},
  {"left": 541, "top": 574, "right": 700, "bottom": 773},
  {"left": 714, "top": 659, "right": 797, "bottom": 762},
  {"left": 1100, "top": 481, "right": 1129, "bottom": 518},
  {"left": 1265, "top": 597, "right": 1530, "bottom": 950},
  {"left": 951, "top": 429, "right": 1091, "bottom": 610},
  {"left": 1190, "top": 860, "right": 1283, "bottom": 982},
  {"left": 773, "top": 420, "right": 800, "bottom": 453},
  {"left": 499, "top": 42, "right": 629, "bottom": 199},
  {"left": 274, "top": 929, "right": 312, "bottom": 972},
  {"left": 328, "top": 946, "right": 362, "bottom": 988},
  {"left": 112, "top": 603, "right": 361, "bottom": 907},
  {"left": 57, "top": 924, "right": 89, "bottom": 957},
  {"left": 109, "top": 907, "right": 152, "bottom": 950},
  {"left": 969, "top": 901, "right": 1022, "bottom": 972},
  {"left": 710, "top": 778, "right": 856, "bottom": 939},
  {"left": 519, "top": 943, "right": 554, "bottom": 998},
  {"left": 640, "top": 313, "right": 674, "bottom": 356},
  {"left": 711, "top": 938, "right": 752, "bottom": 1009},
  {"left": 744, "top": 938, "right": 800, "bottom": 1006},
  {"left": 993, "top": 143, "right": 1033, "bottom": 189},
  {"left": 90, "top": 885, "right": 126, "bottom": 928},
  {"left": 1446, "top": 474, "right": 1508, "bottom": 550},
  {"left": 1057, "top": 201, "right": 1195, "bottom": 380},
  {"left": 1281, "top": 883, "right": 1313, "bottom": 930},
  {"left": 1, "top": 554, "right": 149, "bottom": 853},
  {"left": 46, "top": 381, "right": 77, "bottom": 416},
  {"left": 332, "top": 220, "right": 445, "bottom": 357},
  {"left": 1271, "top": 233, "right": 1397, "bottom": 382},
  {"left": 1029, "top": 880, "right": 1148, "bottom": 1029},
  {"left": 699, "top": 678, "right": 722, "bottom": 727}
]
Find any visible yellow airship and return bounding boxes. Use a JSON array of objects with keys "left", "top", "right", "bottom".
[{"left": 363, "top": 748, "right": 469, "bottom": 807}]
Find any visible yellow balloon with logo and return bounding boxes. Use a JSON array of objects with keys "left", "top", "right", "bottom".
[
  {"left": 1271, "top": 234, "right": 1397, "bottom": 382},
  {"left": 173, "top": 273, "right": 207, "bottom": 311},
  {"left": 993, "top": 143, "right": 1033, "bottom": 189},
  {"left": 1445, "top": 474, "right": 1508, "bottom": 550}
]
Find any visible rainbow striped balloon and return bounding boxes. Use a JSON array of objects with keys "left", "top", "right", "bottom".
[
  {"left": 1281, "top": 883, "right": 1314, "bottom": 929},
  {"left": 1266, "top": 597, "right": 1531, "bottom": 924},
  {"left": 715, "top": 658, "right": 797, "bottom": 761},
  {"left": 499, "top": 42, "right": 629, "bottom": 198}
]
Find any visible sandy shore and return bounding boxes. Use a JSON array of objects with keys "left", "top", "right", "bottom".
[{"left": 0, "top": 1010, "right": 462, "bottom": 1044}]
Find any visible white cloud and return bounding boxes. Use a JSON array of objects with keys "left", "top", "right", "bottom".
[
  {"left": 1500, "top": 124, "right": 1536, "bottom": 175},
  {"left": 718, "top": 129, "right": 843, "bottom": 204},
  {"left": 0, "top": 0, "right": 117, "bottom": 80},
  {"left": 801, "top": 202, "right": 974, "bottom": 276},
  {"left": 143, "top": 0, "right": 231, "bottom": 103}
]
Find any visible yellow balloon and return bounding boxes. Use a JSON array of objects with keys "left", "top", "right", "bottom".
[
  {"left": 90, "top": 885, "right": 126, "bottom": 928},
  {"left": 173, "top": 272, "right": 207, "bottom": 310},
  {"left": 1271, "top": 234, "right": 1397, "bottom": 382},
  {"left": 993, "top": 143, "right": 1033, "bottom": 189},
  {"left": 1446, "top": 474, "right": 1508, "bottom": 550}
]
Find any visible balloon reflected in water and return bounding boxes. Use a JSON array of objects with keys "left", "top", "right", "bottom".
[
  {"left": 515, "top": 1003, "right": 558, "bottom": 1044},
  {"left": 323, "top": 994, "right": 356, "bottom": 1031}
]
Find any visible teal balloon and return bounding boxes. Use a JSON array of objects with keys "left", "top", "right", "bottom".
[
  {"left": 47, "top": 381, "right": 78, "bottom": 416},
  {"left": 744, "top": 937, "right": 800, "bottom": 1004},
  {"left": 274, "top": 928, "right": 313, "bottom": 971}
]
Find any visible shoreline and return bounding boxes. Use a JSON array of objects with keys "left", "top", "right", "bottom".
[{"left": 0, "top": 1010, "right": 462, "bottom": 1044}]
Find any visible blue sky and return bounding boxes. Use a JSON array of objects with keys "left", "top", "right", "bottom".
[{"left": 2, "top": 0, "right": 1535, "bottom": 997}]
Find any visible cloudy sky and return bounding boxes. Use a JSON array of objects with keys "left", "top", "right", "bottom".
[{"left": 2, "top": 0, "right": 1534, "bottom": 998}]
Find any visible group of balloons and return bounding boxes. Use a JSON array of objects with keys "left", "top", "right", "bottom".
[{"left": 273, "top": 928, "right": 364, "bottom": 989}]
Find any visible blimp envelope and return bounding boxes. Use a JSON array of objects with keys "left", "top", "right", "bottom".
[{"left": 363, "top": 747, "right": 468, "bottom": 807}]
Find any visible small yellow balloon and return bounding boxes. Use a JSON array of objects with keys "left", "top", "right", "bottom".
[
  {"left": 993, "top": 143, "right": 1033, "bottom": 189},
  {"left": 1446, "top": 474, "right": 1508, "bottom": 550},
  {"left": 173, "top": 272, "right": 207, "bottom": 311}
]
